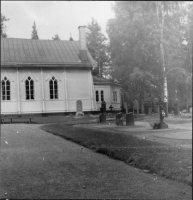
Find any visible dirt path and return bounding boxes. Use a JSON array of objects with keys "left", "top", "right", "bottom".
[{"left": 0, "top": 124, "right": 192, "bottom": 199}]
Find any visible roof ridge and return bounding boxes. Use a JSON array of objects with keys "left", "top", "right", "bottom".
[{"left": 1, "top": 38, "right": 79, "bottom": 42}]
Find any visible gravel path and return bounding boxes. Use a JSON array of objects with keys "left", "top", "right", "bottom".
[{"left": 0, "top": 124, "right": 192, "bottom": 199}]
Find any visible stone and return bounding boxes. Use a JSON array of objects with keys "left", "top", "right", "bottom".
[
  {"left": 75, "top": 112, "right": 84, "bottom": 117},
  {"left": 160, "top": 123, "right": 169, "bottom": 129},
  {"left": 141, "top": 104, "right": 145, "bottom": 114},
  {"left": 116, "top": 112, "right": 124, "bottom": 126},
  {"left": 99, "top": 113, "right": 106, "bottom": 123},
  {"left": 126, "top": 112, "right": 134, "bottom": 126},
  {"left": 76, "top": 100, "right": 83, "bottom": 112},
  {"left": 133, "top": 99, "right": 139, "bottom": 115},
  {"left": 124, "top": 102, "right": 128, "bottom": 114}
]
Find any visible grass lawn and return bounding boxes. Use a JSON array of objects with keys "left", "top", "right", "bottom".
[
  {"left": 40, "top": 115, "right": 192, "bottom": 187},
  {"left": 2, "top": 113, "right": 191, "bottom": 187}
]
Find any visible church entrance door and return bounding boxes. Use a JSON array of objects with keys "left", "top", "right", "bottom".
[{"left": 76, "top": 100, "right": 83, "bottom": 112}]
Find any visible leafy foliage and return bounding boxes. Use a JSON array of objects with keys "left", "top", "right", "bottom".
[
  {"left": 106, "top": 1, "right": 192, "bottom": 108},
  {"left": 1, "top": 14, "right": 9, "bottom": 38},
  {"left": 86, "top": 18, "right": 110, "bottom": 77},
  {"left": 52, "top": 34, "right": 61, "bottom": 40},
  {"left": 31, "top": 21, "right": 39, "bottom": 40}
]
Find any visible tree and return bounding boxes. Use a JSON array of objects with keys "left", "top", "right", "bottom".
[
  {"left": 1, "top": 14, "right": 9, "bottom": 38},
  {"left": 106, "top": 2, "right": 163, "bottom": 107},
  {"left": 86, "top": 18, "right": 109, "bottom": 77},
  {"left": 31, "top": 21, "right": 39, "bottom": 39},
  {"left": 166, "top": 2, "right": 193, "bottom": 109},
  {"left": 52, "top": 34, "right": 61, "bottom": 40},
  {"left": 106, "top": 2, "right": 191, "bottom": 111},
  {"left": 69, "top": 33, "right": 73, "bottom": 41}
]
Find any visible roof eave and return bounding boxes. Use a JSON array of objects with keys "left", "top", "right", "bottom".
[
  {"left": 1, "top": 63, "right": 93, "bottom": 68},
  {"left": 94, "top": 82, "right": 122, "bottom": 87}
]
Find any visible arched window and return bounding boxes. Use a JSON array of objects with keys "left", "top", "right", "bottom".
[
  {"left": 49, "top": 76, "right": 58, "bottom": 99},
  {"left": 96, "top": 90, "right": 99, "bottom": 102},
  {"left": 2, "top": 77, "right": 11, "bottom": 100},
  {"left": 25, "top": 76, "right": 34, "bottom": 100},
  {"left": 101, "top": 90, "right": 104, "bottom": 102}
]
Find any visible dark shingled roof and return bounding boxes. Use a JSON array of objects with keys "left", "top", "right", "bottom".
[
  {"left": 1, "top": 38, "right": 96, "bottom": 67},
  {"left": 93, "top": 76, "right": 121, "bottom": 87}
]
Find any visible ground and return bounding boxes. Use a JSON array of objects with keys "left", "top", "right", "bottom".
[
  {"left": 78, "top": 120, "right": 192, "bottom": 148},
  {"left": 0, "top": 114, "right": 192, "bottom": 199}
]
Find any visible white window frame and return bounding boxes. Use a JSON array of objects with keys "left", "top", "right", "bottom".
[
  {"left": 1, "top": 76, "right": 11, "bottom": 100},
  {"left": 49, "top": 76, "right": 59, "bottom": 100},
  {"left": 25, "top": 76, "right": 35, "bottom": 100}
]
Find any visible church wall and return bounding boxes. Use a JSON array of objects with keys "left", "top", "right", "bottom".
[
  {"left": 110, "top": 86, "right": 121, "bottom": 110},
  {"left": 1, "top": 67, "right": 96, "bottom": 114},
  {"left": 94, "top": 85, "right": 121, "bottom": 111},
  {"left": 19, "top": 68, "right": 42, "bottom": 113},
  {"left": 94, "top": 85, "right": 111, "bottom": 111},
  {"left": 66, "top": 69, "right": 93, "bottom": 112},
  {"left": 43, "top": 68, "right": 66, "bottom": 112}
]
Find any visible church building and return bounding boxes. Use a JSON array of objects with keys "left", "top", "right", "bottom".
[{"left": 1, "top": 26, "right": 121, "bottom": 115}]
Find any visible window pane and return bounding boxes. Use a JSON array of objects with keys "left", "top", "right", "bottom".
[
  {"left": 2, "top": 81, "right": 5, "bottom": 86},
  {"left": 55, "top": 90, "right": 58, "bottom": 99},
  {"left": 50, "top": 89, "right": 53, "bottom": 99},
  {"left": 50, "top": 80, "right": 53, "bottom": 87},
  {"left": 101, "top": 91, "right": 104, "bottom": 101},
  {"left": 7, "top": 95, "right": 10, "bottom": 100},
  {"left": 26, "top": 80, "right": 29, "bottom": 86},
  {"left": 7, "top": 90, "right": 10, "bottom": 96},
  {"left": 26, "top": 89, "right": 29, "bottom": 100},
  {"left": 96, "top": 91, "right": 99, "bottom": 102},
  {"left": 30, "top": 85, "right": 34, "bottom": 90},
  {"left": 54, "top": 82, "right": 58, "bottom": 90},
  {"left": 31, "top": 90, "right": 34, "bottom": 99}
]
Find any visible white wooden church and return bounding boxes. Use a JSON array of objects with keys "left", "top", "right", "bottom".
[{"left": 1, "top": 26, "right": 121, "bottom": 115}]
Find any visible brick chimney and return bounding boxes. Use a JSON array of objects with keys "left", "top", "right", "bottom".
[{"left": 78, "top": 26, "right": 88, "bottom": 61}]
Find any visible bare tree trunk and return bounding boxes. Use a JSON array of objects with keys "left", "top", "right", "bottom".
[{"left": 156, "top": 2, "right": 168, "bottom": 117}]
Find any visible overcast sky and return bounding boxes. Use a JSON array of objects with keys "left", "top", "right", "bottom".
[{"left": 2, "top": 1, "right": 115, "bottom": 40}]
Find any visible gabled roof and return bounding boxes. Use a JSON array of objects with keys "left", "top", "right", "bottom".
[
  {"left": 93, "top": 76, "right": 121, "bottom": 87},
  {"left": 1, "top": 38, "right": 96, "bottom": 67}
]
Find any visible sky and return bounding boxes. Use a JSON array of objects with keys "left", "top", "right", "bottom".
[{"left": 1, "top": 1, "right": 115, "bottom": 41}]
